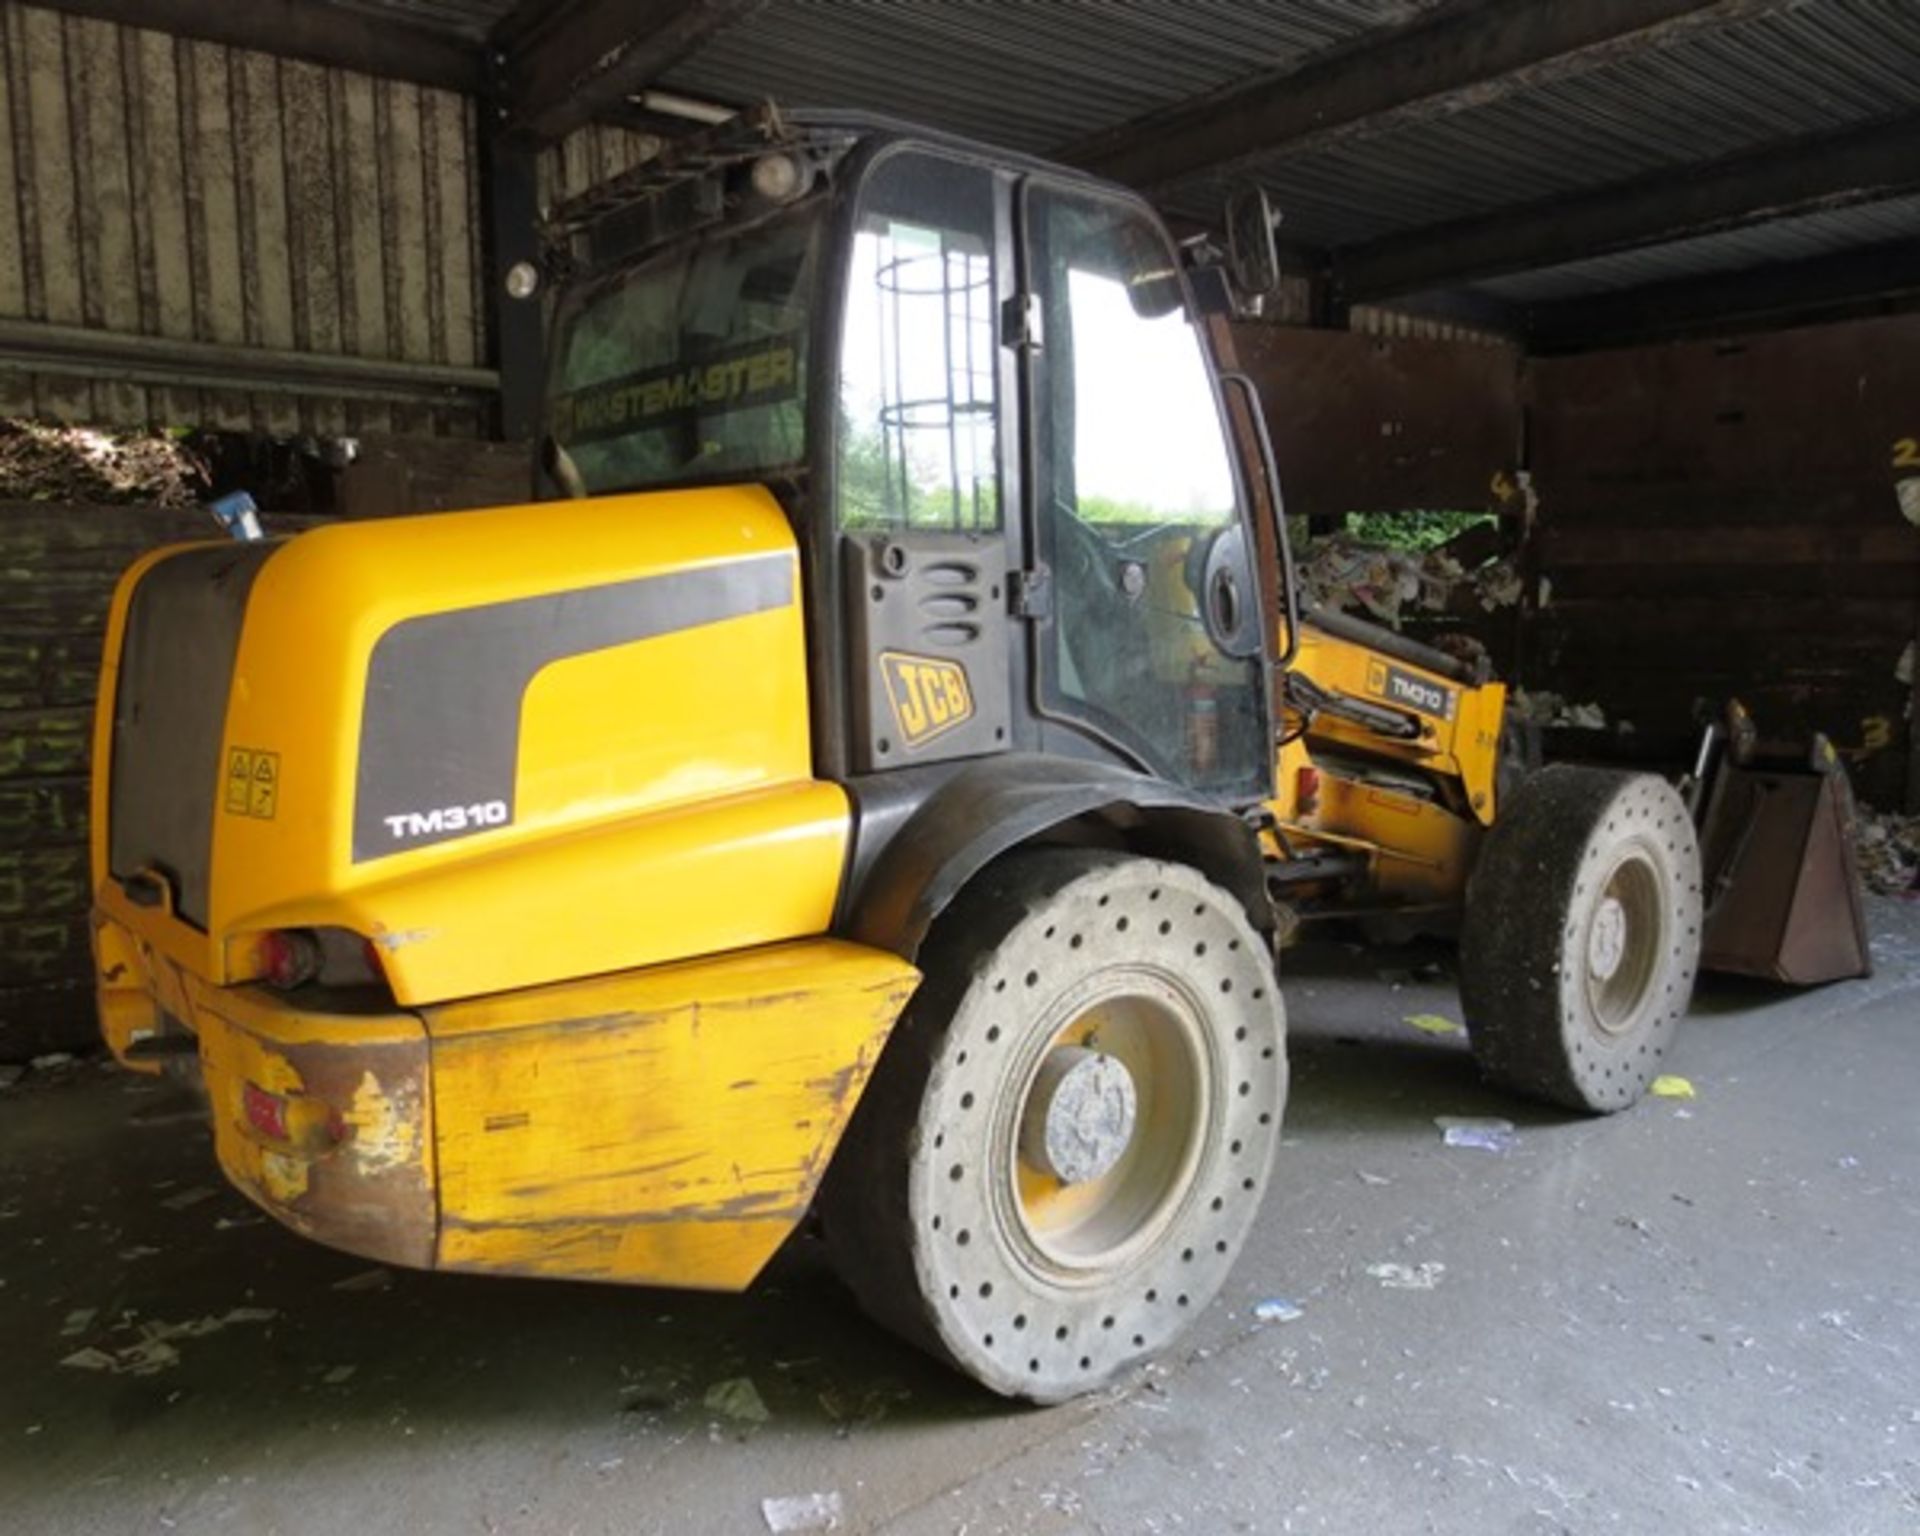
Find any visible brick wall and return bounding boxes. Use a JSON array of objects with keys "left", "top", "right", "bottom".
[{"left": 0, "top": 500, "right": 210, "bottom": 1057}]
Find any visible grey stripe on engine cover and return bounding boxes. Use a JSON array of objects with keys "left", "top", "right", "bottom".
[{"left": 353, "top": 554, "right": 792, "bottom": 861}]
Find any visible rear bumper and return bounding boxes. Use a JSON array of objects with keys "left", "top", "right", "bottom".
[
  {"left": 93, "top": 908, "right": 919, "bottom": 1291},
  {"left": 94, "top": 909, "right": 435, "bottom": 1269}
]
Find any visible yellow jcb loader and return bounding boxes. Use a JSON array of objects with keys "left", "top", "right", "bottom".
[{"left": 95, "top": 109, "right": 1780, "bottom": 1402}]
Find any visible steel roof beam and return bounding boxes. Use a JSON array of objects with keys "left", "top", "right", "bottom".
[
  {"left": 32, "top": 0, "right": 484, "bottom": 94},
  {"left": 493, "top": 0, "right": 769, "bottom": 144},
  {"left": 1337, "top": 115, "right": 1920, "bottom": 303},
  {"left": 1062, "top": 0, "right": 1788, "bottom": 191},
  {"left": 1526, "top": 237, "right": 1920, "bottom": 352}
]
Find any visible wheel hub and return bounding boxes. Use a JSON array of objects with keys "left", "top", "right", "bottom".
[
  {"left": 1018, "top": 1046, "right": 1138, "bottom": 1186},
  {"left": 1588, "top": 895, "right": 1629, "bottom": 982}
]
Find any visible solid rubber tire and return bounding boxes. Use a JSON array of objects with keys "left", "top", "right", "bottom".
[
  {"left": 1459, "top": 766, "right": 1702, "bottom": 1114},
  {"left": 824, "top": 848, "right": 1286, "bottom": 1403}
]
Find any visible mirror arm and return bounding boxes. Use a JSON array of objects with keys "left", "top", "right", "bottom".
[{"left": 1217, "top": 370, "right": 1299, "bottom": 670}]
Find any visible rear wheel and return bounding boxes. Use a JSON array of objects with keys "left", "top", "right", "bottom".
[
  {"left": 1460, "top": 766, "right": 1701, "bottom": 1113},
  {"left": 826, "top": 849, "right": 1286, "bottom": 1402}
]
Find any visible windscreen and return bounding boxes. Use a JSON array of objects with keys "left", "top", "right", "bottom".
[{"left": 546, "top": 201, "right": 825, "bottom": 494}]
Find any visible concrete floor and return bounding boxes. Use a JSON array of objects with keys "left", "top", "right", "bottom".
[{"left": 4, "top": 905, "right": 1918, "bottom": 1536}]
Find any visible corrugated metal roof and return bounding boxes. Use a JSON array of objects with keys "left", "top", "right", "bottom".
[
  {"left": 661, "top": 0, "right": 1449, "bottom": 155},
  {"left": 310, "top": 0, "right": 1920, "bottom": 311},
  {"left": 660, "top": 0, "right": 1920, "bottom": 309},
  {"left": 1476, "top": 193, "right": 1920, "bottom": 305},
  {"left": 318, "top": 0, "right": 512, "bottom": 42},
  {"left": 1174, "top": 0, "right": 1920, "bottom": 246}
]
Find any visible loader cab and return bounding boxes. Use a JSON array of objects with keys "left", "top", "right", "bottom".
[{"left": 541, "top": 116, "right": 1276, "bottom": 810}]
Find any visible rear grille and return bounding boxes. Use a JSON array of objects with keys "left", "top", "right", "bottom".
[{"left": 108, "top": 543, "right": 275, "bottom": 930}]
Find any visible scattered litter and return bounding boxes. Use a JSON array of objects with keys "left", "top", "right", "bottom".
[
  {"left": 213, "top": 1215, "right": 266, "bottom": 1231},
  {"left": 1436, "top": 1115, "right": 1516, "bottom": 1153},
  {"left": 112, "top": 1338, "right": 183, "bottom": 1375},
  {"left": 1404, "top": 1013, "right": 1463, "bottom": 1037},
  {"left": 761, "top": 1491, "right": 844, "bottom": 1533},
  {"left": 159, "top": 1186, "right": 217, "bottom": 1212},
  {"left": 1356, "top": 1171, "right": 1391, "bottom": 1187},
  {"left": 705, "top": 1376, "right": 770, "bottom": 1425},
  {"left": 58, "top": 1308, "right": 276, "bottom": 1376},
  {"left": 1854, "top": 803, "right": 1920, "bottom": 895},
  {"left": 322, "top": 1365, "right": 357, "bottom": 1385},
  {"left": 197, "top": 1306, "right": 277, "bottom": 1329},
  {"left": 1254, "top": 1298, "right": 1304, "bottom": 1324},
  {"left": 1649, "top": 1075, "right": 1696, "bottom": 1100},
  {"left": 816, "top": 1381, "right": 912, "bottom": 1431},
  {"left": 1366, "top": 1261, "right": 1445, "bottom": 1291},
  {"left": 30, "top": 1051, "right": 77, "bottom": 1071},
  {"left": 1838, "top": 1155, "right": 1860, "bottom": 1170},
  {"left": 331, "top": 1267, "right": 393, "bottom": 1293},
  {"left": 118, "top": 1246, "right": 162, "bottom": 1262},
  {"left": 60, "top": 1308, "right": 98, "bottom": 1337},
  {"left": 1511, "top": 691, "right": 1611, "bottom": 730}
]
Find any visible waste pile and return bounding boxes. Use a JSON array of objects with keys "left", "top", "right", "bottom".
[
  {"left": 1297, "top": 529, "right": 1521, "bottom": 628},
  {"left": 1508, "top": 689, "right": 1612, "bottom": 730},
  {"left": 0, "top": 419, "right": 208, "bottom": 506},
  {"left": 1855, "top": 804, "right": 1920, "bottom": 896}
]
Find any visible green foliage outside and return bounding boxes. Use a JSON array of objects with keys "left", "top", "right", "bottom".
[
  {"left": 1344, "top": 508, "right": 1495, "bottom": 552},
  {"left": 838, "top": 424, "right": 999, "bottom": 532}
]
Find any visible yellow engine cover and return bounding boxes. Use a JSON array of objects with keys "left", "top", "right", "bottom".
[{"left": 92, "top": 485, "right": 849, "bottom": 1005}]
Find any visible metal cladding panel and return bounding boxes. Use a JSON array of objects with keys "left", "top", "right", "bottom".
[
  {"left": 1477, "top": 194, "right": 1920, "bottom": 305},
  {"left": 660, "top": 0, "right": 1452, "bottom": 155},
  {"left": 0, "top": 2, "right": 487, "bottom": 433},
  {"left": 537, "top": 123, "right": 672, "bottom": 213},
  {"left": 1173, "top": 0, "right": 1920, "bottom": 250},
  {"left": 320, "top": 0, "right": 514, "bottom": 42}
]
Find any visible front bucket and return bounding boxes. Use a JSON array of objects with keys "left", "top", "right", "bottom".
[{"left": 1697, "top": 751, "right": 1871, "bottom": 985}]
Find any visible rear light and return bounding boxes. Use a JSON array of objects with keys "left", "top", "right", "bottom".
[
  {"left": 243, "top": 1080, "right": 289, "bottom": 1141},
  {"left": 1297, "top": 765, "right": 1322, "bottom": 817},
  {"left": 242, "top": 1079, "right": 346, "bottom": 1152},
  {"left": 246, "top": 928, "right": 388, "bottom": 992},
  {"left": 259, "top": 929, "right": 322, "bottom": 989}
]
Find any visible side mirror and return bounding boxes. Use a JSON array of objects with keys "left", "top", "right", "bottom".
[{"left": 1224, "top": 182, "right": 1281, "bottom": 299}]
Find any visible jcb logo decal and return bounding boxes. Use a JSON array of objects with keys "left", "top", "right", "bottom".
[{"left": 880, "top": 652, "right": 973, "bottom": 748}]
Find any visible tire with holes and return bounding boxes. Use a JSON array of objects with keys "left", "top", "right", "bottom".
[
  {"left": 1459, "top": 766, "right": 1702, "bottom": 1114},
  {"left": 824, "top": 848, "right": 1286, "bottom": 1402}
]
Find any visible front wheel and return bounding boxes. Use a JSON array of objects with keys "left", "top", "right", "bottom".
[
  {"left": 825, "top": 849, "right": 1286, "bottom": 1402},
  {"left": 1460, "top": 766, "right": 1702, "bottom": 1113}
]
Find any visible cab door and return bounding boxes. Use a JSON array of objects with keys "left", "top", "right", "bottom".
[
  {"left": 1019, "top": 181, "right": 1271, "bottom": 799},
  {"left": 832, "top": 149, "right": 1015, "bottom": 774}
]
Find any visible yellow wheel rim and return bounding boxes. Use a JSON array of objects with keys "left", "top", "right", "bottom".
[{"left": 1006, "top": 980, "right": 1210, "bottom": 1275}]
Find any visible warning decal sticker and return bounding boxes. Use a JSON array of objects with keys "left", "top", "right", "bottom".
[{"left": 223, "top": 748, "right": 280, "bottom": 820}]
